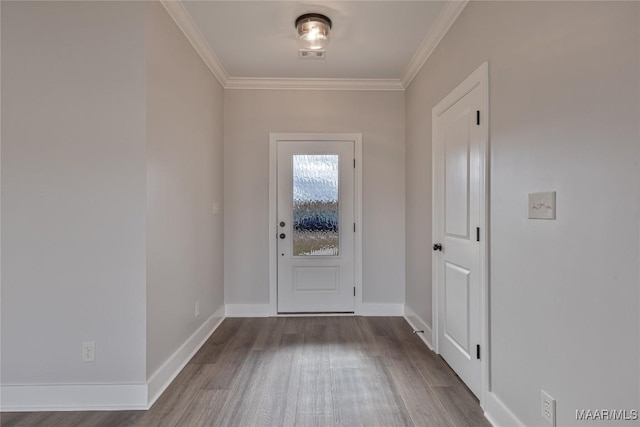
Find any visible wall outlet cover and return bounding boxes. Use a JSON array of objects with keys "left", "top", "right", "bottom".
[
  {"left": 529, "top": 191, "right": 556, "bottom": 220},
  {"left": 541, "top": 389, "right": 556, "bottom": 426},
  {"left": 82, "top": 341, "right": 96, "bottom": 362}
]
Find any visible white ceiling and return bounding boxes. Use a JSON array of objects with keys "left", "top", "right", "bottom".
[{"left": 182, "top": 1, "right": 447, "bottom": 80}]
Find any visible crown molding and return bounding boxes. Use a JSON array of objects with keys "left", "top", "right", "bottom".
[
  {"left": 225, "top": 77, "right": 405, "bottom": 91},
  {"left": 159, "top": 0, "right": 229, "bottom": 87},
  {"left": 161, "top": 0, "right": 468, "bottom": 91},
  {"left": 401, "top": 0, "right": 470, "bottom": 88}
]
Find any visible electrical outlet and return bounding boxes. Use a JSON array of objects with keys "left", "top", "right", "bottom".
[
  {"left": 82, "top": 341, "right": 95, "bottom": 362},
  {"left": 541, "top": 390, "right": 556, "bottom": 426},
  {"left": 195, "top": 301, "right": 200, "bottom": 318}
]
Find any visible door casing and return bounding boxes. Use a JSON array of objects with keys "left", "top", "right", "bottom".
[
  {"left": 432, "top": 62, "right": 490, "bottom": 405},
  {"left": 269, "top": 133, "right": 363, "bottom": 315}
]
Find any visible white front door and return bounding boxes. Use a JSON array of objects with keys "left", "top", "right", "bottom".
[
  {"left": 277, "top": 140, "right": 355, "bottom": 313},
  {"left": 433, "top": 68, "right": 487, "bottom": 398}
]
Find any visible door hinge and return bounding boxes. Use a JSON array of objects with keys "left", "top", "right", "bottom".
[
  {"left": 353, "top": 287, "right": 356, "bottom": 297},
  {"left": 476, "top": 227, "right": 480, "bottom": 242},
  {"left": 476, "top": 110, "right": 480, "bottom": 125},
  {"left": 353, "top": 158, "right": 356, "bottom": 168},
  {"left": 354, "top": 223, "right": 356, "bottom": 232},
  {"left": 476, "top": 344, "right": 481, "bottom": 360}
]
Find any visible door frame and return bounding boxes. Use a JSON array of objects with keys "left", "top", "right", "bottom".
[
  {"left": 431, "top": 62, "right": 490, "bottom": 404},
  {"left": 269, "top": 133, "right": 363, "bottom": 315}
]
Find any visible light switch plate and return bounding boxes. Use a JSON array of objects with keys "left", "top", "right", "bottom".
[
  {"left": 528, "top": 191, "right": 556, "bottom": 220},
  {"left": 212, "top": 202, "right": 221, "bottom": 215}
]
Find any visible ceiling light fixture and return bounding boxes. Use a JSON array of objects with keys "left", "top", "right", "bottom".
[{"left": 295, "top": 13, "right": 332, "bottom": 51}]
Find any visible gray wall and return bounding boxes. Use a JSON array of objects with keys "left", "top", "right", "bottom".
[
  {"left": 145, "top": 2, "right": 225, "bottom": 378},
  {"left": 1, "top": 0, "right": 227, "bottom": 390},
  {"left": 1, "top": 1, "right": 147, "bottom": 384},
  {"left": 224, "top": 90, "right": 405, "bottom": 305},
  {"left": 405, "top": 2, "right": 639, "bottom": 425}
]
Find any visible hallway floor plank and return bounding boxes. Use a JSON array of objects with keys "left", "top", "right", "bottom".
[{"left": 1, "top": 317, "right": 490, "bottom": 427}]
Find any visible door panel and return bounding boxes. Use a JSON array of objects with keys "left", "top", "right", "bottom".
[
  {"left": 445, "top": 111, "right": 471, "bottom": 238},
  {"left": 444, "top": 262, "right": 471, "bottom": 356},
  {"left": 434, "top": 84, "right": 483, "bottom": 397},
  {"left": 277, "top": 140, "right": 354, "bottom": 313},
  {"left": 293, "top": 267, "right": 339, "bottom": 292}
]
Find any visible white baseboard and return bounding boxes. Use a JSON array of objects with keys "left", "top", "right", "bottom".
[
  {"left": 225, "top": 303, "right": 274, "bottom": 317},
  {"left": 482, "top": 391, "right": 525, "bottom": 427},
  {"left": 1, "top": 302, "right": 432, "bottom": 412},
  {"left": 0, "top": 383, "right": 148, "bottom": 412},
  {"left": 358, "top": 303, "right": 405, "bottom": 316},
  {"left": 225, "top": 303, "right": 404, "bottom": 317},
  {"left": 403, "top": 304, "right": 433, "bottom": 350},
  {"left": 1, "top": 306, "right": 226, "bottom": 412},
  {"left": 147, "top": 305, "right": 225, "bottom": 407},
  {"left": 402, "top": 307, "right": 523, "bottom": 427}
]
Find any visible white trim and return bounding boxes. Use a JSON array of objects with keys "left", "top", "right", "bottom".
[
  {"left": 0, "top": 383, "right": 148, "bottom": 412},
  {"left": 358, "top": 303, "right": 404, "bottom": 316},
  {"left": 159, "top": 0, "right": 229, "bottom": 87},
  {"left": 159, "top": 0, "right": 402, "bottom": 92},
  {"left": 403, "top": 305, "right": 433, "bottom": 350},
  {"left": 353, "top": 139, "right": 363, "bottom": 315},
  {"left": 225, "top": 78, "right": 404, "bottom": 91},
  {"left": 401, "top": 0, "right": 469, "bottom": 88},
  {"left": 0, "top": 0, "right": 3, "bottom": 411},
  {"left": 268, "top": 134, "right": 278, "bottom": 316},
  {"left": 276, "top": 313, "right": 354, "bottom": 318},
  {"left": 478, "top": 62, "right": 491, "bottom": 396},
  {"left": 224, "top": 303, "right": 403, "bottom": 317},
  {"left": 269, "top": 133, "right": 363, "bottom": 315},
  {"left": 146, "top": 306, "right": 225, "bottom": 408},
  {"left": 161, "top": 1, "right": 467, "bottom": 91},
  {"left": 432, "top": 62, "right": 490, "bottom": 405},
  {"left": 483, "top": 392, "right": 525, "bottom": 427},
  {"left": 225, "top": 304, "right": 274, "bottom": 317},
  {"left": 2, "top": 307, "right": 226, "bottom": 412}
]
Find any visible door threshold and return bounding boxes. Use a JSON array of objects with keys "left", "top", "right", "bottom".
[{"left": 277, "top": 311, "right": 355, "bottom": 317}]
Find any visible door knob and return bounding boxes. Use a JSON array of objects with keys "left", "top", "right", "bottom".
[
  {"left": 433, "top": 243, "right": 443, "bottom": 251},
  {"left": 280, "top": 233, "right": 286, "bottom": 239}
]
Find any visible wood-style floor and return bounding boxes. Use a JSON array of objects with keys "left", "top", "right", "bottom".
[{"left": 1, "top": 317, "right": 490, "bottom": 427}]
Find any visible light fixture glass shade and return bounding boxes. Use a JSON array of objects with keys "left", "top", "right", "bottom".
[{"left": 296, "top": 14, "right": 332, "bottom": 50}]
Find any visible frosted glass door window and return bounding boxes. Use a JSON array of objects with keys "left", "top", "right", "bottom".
[{"left": 292, "top": 155, "right": 339, "bottom": 256}]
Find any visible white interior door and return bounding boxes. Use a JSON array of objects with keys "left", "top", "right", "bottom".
[
  {"left": 433, "top": 77, "right": 485, "bottom": 397},
  {"left": 277, "top": 140, "right": 355, "bottom": 313}
]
